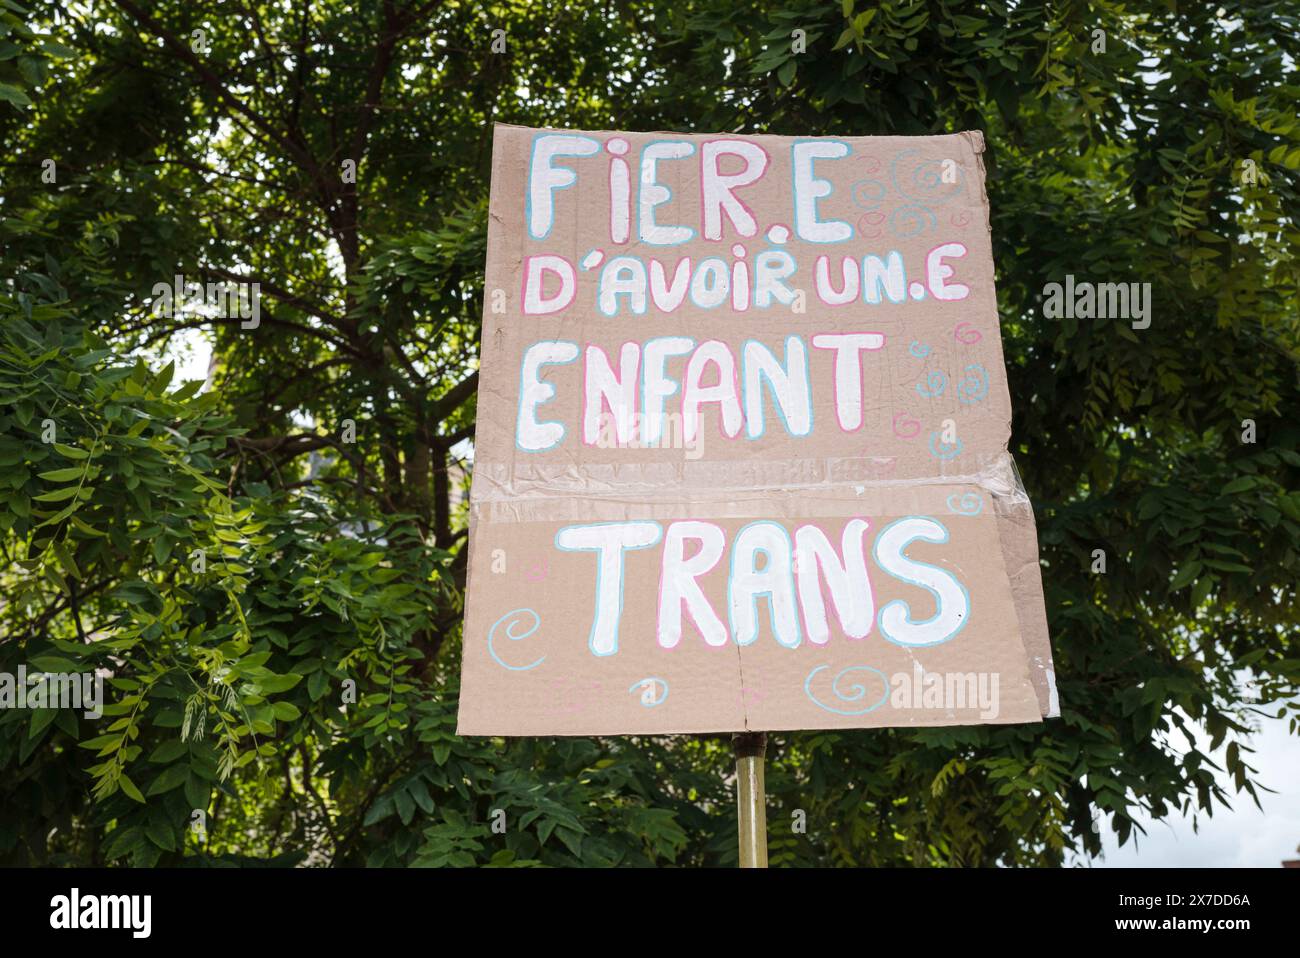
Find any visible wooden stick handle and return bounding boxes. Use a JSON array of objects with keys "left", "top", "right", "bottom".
[{"left": 733, "top": 732, "right": 768, "bottom": 868}]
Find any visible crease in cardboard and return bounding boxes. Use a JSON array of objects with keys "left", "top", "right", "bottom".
[{"left": 472, "top": 452, "right": 1032, "bottom": 504}]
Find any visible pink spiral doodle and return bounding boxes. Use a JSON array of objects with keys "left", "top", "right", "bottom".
[
  {"left": 857, "top": 211, "right": 886, "bottom": 239},
  {"left": 951, "top": 209, "right": 972, "bottom": 228},
  {"left": 861, "top": 155, "right": 883, "bottom": 175},
  {"left": 953, "top": 322, "right": 982, "bottom": 345},
  {"left": 892, "top": 412, "right": 921, "bottom": 439}
]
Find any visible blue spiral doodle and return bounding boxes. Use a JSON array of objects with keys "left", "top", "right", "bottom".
[
  {"left": 487, "top": 608, "right": 545, "bottom": 671},
  {"left": 908, "top": 340, "right": 930, "bottom": 358},
  {"left": 890, "top": 204, "right": 937, "bottom": 238},
  {"left": 884, "top": 150, "right": 965, "bottom": 237},
  {"left": 956, "top": 364, "right": 989, "bottom": 405},
  {"left": 804, "top": 665, "right": 890, "bottom": 716},
  {"left": 891, "top": 149, "right": 965, "bottom": 205},
  {"left": 628, "top": 677, "right": 669, "bottom": 707},
  {"left": 929, "top": 431, "right": 964, "bottom": 460},
  {"left": 850, "top": 178, "right": 887, "bottom": 209},
  {"left": 915, "top": 370, "right": 946, "bottom": 399},
  {"left": 946, "top": 492, "right": 983, "bottom": 516}
]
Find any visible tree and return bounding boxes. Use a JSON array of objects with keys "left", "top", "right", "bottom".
[{"left": 0, "top": 0, "right": 1296, "bottom": 866}]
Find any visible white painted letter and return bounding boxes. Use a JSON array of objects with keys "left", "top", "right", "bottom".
[
  {"left": 743, "top": 337, "right": 811, "bottom": 438},
  {"left": 516, "top": 340, "right": 578, "bottom": 451},
  {"left": 642, "top": 337, "right": 695, "bottom": 445},
  {"left": 811, "top": 332, "right": 886, "bottom": 431},
  {"left": 926, "top": 242, "right": 970, "bottom": 301},
  {"left": 873, "top": 516, "right": 969, "bottom": 647},
  {"left": 584, "top": 343, "right": 640, "bottom": 445},
  {"left": 792, "top": 140, "right": 851, "bottom": 243},
  {"left": 701, "top": 140, "right": 768, "bottom": 240},
  {"left": 522, "top": 255, "right": 577, "bottom": 315},
  {"left": 639, "top": 141, "right": 696, "bottom": 245},
  {"left": 528, "top": 134, "right": 599, "bottom": 239},
  {"left": 795, "top": 520, "right": 874, "bottom": 645},
  {"left": 729, "top": 522, "right": 801, "bottom": 647},
  {"left": 556, "top": 522, "right": 663, "bottom": 656},
  {"left": 658, "top": 522, "right": 728, "bottom": 648},
  {"left": 682, "top": 340, "right": 743, "bottom": 442}
]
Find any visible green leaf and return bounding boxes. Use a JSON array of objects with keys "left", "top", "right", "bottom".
[
  {"left": 41, "top": 39, "right": 76, "bottom": 58},
  {"left": 0, "top": 81, "right": 31, "bottom": 106},
  {"left": 33, "top": 485, "right": 82, "bottom": 502},
  {"left": 1168, "top": 562, "right": 1201, "bottom": 590},
  {"left": 1201, "top": 559, "right": 1252, "bottom": 574},
  {"left": 170, "top": 379, "right": 205, "bottom": 402},
  {"left": 28, "top": 707, "right": 58, "bottom": 739},
  {"left": 29, "top": 654, "right": 78, "bottom": 671},
  {"left": 118, "top": 773, "right": 146, "bottom": 803},
  {"left": 144, "top": 821, "right": 177, "bottom": 850},
  {"left": 146, "top": 763, "right": 190, "bottom": 795},
  {"left": 150, "top": 741, "right": 188, "bottom": 763},
  {"left": 152, "top": 360, "right": 174, "bottom": 393},
  {"left": 70, "top": 515, "right": 105, "bottom": 537},
  {"left": 363, "top": 796, "right": 394, "bottom": 826},
  {"left": 1191, "top": 575, "right": 1215, "bottom": 608},
  {"left": 184, "top": 775, "right": 210, "bottom": 812},
  {"left": 556, "top": 826, "right": 584, "bottom": 858},
  {"left": 52, "top": 442, "right": 89, "bottom": 459},
  {"left": 51, "top": 539, "right": 80, "bottom": 579},
  {"left": 256, "top": 673, "right": 303, "bottom": 693},
  {"left": 395, "top": 789, "right": 415, "bottom": 825}
]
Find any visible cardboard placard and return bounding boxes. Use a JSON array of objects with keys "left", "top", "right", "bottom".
[{"left": 457, "top": 123, "right": 1057, "bottom": 735}]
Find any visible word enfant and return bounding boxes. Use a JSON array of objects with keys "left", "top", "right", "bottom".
[{"left": 518, "top": 332, "right": 890, "bottom": 451}]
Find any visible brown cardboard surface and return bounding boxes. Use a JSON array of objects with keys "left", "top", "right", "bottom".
[{"left": 457, "top": 123, "right": 1057, "bottom": 735}]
